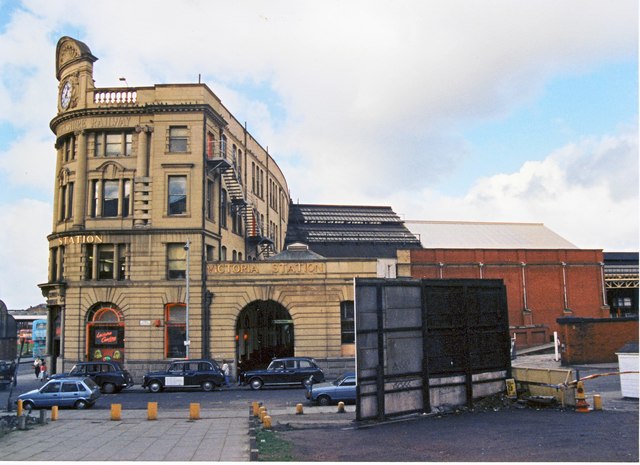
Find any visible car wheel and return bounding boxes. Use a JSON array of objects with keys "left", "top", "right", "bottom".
[
  {"left": 201, "top": 381, "right": 214, "bottom": 392},
  {"left": 102, "top": 383, "right": 116, "bottom": 394},
  {"left": 317, "top": 395, "right": 331, "bottom": 406},
  {"left": 148, "top": 381, "right": 163, "bottom": 393},
  {"left": 22, "top": 400, "right": 34, "bottom": 411},
  {"left": 74, "top": 399, "right": 88, "bottom": 409},
  {"left": 249, "top": 378, "right": 263, "bottom": 390}
]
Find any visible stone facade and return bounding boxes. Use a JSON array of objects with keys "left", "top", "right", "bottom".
[{"left": 41, "top": 37, "right": 371, "bottom": 377}]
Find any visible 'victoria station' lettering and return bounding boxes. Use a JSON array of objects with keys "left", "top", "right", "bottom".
[
  {"left": 57, "top": 234, "right": 104, "bottom": 246},
  {"left": 207, "top": 263, "right": 325, "bottom": 275}
]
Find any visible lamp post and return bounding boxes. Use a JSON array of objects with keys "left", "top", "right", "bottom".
[{"left": 184, "top": 239, "right": 190, "bottom": 359}]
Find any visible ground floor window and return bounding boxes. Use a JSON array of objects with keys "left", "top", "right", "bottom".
[
  {"left": 341, "top": 301, "right": 355, "bottom": 344},
  {"left": 166, "top": 303, "right": 186, "bottom": 358},
  {"left": 86, "top": 306, "right": 125, "bottom": 362}
]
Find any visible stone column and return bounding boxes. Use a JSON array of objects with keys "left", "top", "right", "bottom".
[
  {"left": 52, "top": 143, "right": 63, "bottom": 227},
  {"left": 134, "top": 125, "right": 153, "bottom": 227},
  {"left": 72, "top": 130, "right": 87, "bottom": 229},
  {"left": 135, "top": 125, "right": 150, "bottom": 177}
]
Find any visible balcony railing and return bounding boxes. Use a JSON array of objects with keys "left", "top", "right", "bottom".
[{"left": 94, "top": 89, "right": 138, "bottom": 104}]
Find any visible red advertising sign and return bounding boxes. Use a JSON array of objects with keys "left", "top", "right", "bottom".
[{"left": 94, "top": 329, "right": 119, "bottom": 345}]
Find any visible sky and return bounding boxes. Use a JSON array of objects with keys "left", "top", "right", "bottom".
[{"left": 0, "top": 0, "right": 637, "bottom": 309}]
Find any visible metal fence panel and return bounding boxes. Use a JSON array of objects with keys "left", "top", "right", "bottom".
[{"left": 355, "top": 278, "right": 511, "bottom": 422}]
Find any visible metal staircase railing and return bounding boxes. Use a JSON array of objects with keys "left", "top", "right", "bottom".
[{"left": 206, "top": 150, "right": 275, "bottom": 258}]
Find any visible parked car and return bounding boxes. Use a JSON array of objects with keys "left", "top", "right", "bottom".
[
  {"left": 241, "top": 357, "right": 325, "bottom": 390},
  {"left": 0, "top": 360, "right": 15, "bottom": 391},
  {"left": 306, "top": 372, "right": 356, "bottom": 406},
  {"left": 142, "top": 359, "right": 224, "bottom": 393},
  {"left": 17, "top": 377, "right": 101, "bottom": 410},
  {"left": 50, "top": 361, "right": 134, "bottom": 394}
]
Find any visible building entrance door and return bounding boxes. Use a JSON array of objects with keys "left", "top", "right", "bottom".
[{"left": 236, "top": 300, "right": 293, "bottom": 373}]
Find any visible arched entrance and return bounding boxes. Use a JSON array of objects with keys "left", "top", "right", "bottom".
[
  {"left": 86, "top": 305, "right": 125, "bottom": 362},
  {"left": 236, "top": 300, "right": 294, "bottom": 372}
]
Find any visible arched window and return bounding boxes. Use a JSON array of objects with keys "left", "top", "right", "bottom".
[{"left": 86, "top": 305, "right": 125, "bottom": 362}]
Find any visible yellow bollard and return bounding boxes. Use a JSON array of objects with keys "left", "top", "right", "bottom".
[
  {"left": 296, "top": 403, "right": 304, "bottom": 415},
  {"left": 148, "top": 402, "right": 158, "bottom": 420},
  {"left": 593, "top": 394, "right": 602, "bottom": 411},
  {"left": 111, "top": 403, "right": 122, "bottom": 421},
  {"left": 337, "top": 401, "right": 345, "bottom": 413},
  {"left": 189, "top": 402, "right": 200, "bottom": 420},
  {"left": 252, "top": 401, "right": 260, "bottom": 417},
  {"left": 51, "top": 405, "right": 58, "bottom": 421},
  {"left": 263, "top": 415, "right": 272, "bottom": 429},
  {"left": 259, "top": 406, "right": 267, "bottom": 420},
  {"left": 16, "top": 399, "right": 23, "bottom": 417}
]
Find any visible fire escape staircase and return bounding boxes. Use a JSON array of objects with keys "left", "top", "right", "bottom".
[{"left": 206, "top": 156, "right": 274, "bottom": 259}]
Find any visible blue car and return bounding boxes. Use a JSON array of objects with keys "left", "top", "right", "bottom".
[
  {"left": 17, "top": 377, "right": 101, "bottom": 410},
  {"left": 306, "top": 372, "right": 356, "bottom": 406}
]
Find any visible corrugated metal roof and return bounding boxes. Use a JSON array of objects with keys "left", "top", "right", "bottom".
[{"left": 405, "top": 221, "right": 578, "bottom": 249}]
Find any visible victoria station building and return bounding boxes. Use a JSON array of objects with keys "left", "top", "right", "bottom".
[{"left": 39, "top": 37, "right": 636, "bottom": 380}]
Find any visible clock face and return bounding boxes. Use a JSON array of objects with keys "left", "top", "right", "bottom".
[{"left": 60, "top": 81, "right": 72, "bottom": 110}]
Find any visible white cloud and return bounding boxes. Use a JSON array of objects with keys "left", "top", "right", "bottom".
[
  {"left": 0, "top": 131, "right": 55, "bottom": 192},
  {"left": 399, "top": 127, "right": 639, "bottom": 251}
]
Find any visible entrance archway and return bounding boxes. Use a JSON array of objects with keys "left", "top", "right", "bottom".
[
  {"left": 86, "top": 305, "right": 125, "bottom": 362},
  {"left": 236, "top": 300, "right": 294, "bottom": 372}
]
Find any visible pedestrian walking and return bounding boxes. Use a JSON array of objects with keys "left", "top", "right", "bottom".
[
  {"left": 222, "top": 361, "right": 230, "bottom": 387},
  {"left": 39, "top": 359, "right": 47, "bottom": 382},
  {"left": 33, "top": 357, "right": 41, "bottom": 378}
]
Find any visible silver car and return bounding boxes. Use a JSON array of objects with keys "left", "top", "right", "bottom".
[
  {"left": 306, "top": 372, "right": 356, "bottom": 406},
  {"left": 17, "top": 377, "right": 101, "bottom": 410}
]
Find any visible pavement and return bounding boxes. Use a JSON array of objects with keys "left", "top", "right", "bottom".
[{"left": 0, "top": 353, "right": 635, "bottom": 462}]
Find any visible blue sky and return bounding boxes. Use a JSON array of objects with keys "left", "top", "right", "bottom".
[
  {"left": 0, "top": 0, "right": 637, "bottom": 309},
  {"left": 452, "top": 60, "right": 638, "bottom": 194}
]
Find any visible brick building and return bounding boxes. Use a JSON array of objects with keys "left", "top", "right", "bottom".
[{"left": 400, "top": 221, "right": 609, "bottom": 347}]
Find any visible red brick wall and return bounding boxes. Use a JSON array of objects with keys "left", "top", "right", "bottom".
[
  {"left": 407, "top": 249, "right": 607, "bottom": 344},
  {"left": 557, "top": 317, "right": 639, "bottom": 364}
]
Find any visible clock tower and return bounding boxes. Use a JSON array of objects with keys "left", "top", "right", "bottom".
[{"left": 55, "top": 36, "right": 97, "bottom": 113}]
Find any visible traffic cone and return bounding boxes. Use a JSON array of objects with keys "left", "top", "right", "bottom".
[{"left": 575, "top": 381, "right": 590, "bottom": 413}]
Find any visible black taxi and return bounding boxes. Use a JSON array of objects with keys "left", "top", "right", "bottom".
[{"left": 142, "top": 359, "right": 224, "bottom": 393}]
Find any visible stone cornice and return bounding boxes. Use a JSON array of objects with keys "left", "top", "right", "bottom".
[{"left": 50, "top": 102, "right": 228, "bottom": 134}]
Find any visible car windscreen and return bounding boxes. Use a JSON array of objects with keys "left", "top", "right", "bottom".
[
  {"left": 83, "top": 378, "right": 98, "bottom": 389},
  {"left": 69, "top": 365, "right": 84, "bottom": 374},
  {"left": 268, "top": 361, "right": 285, "bottom": 370}
]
